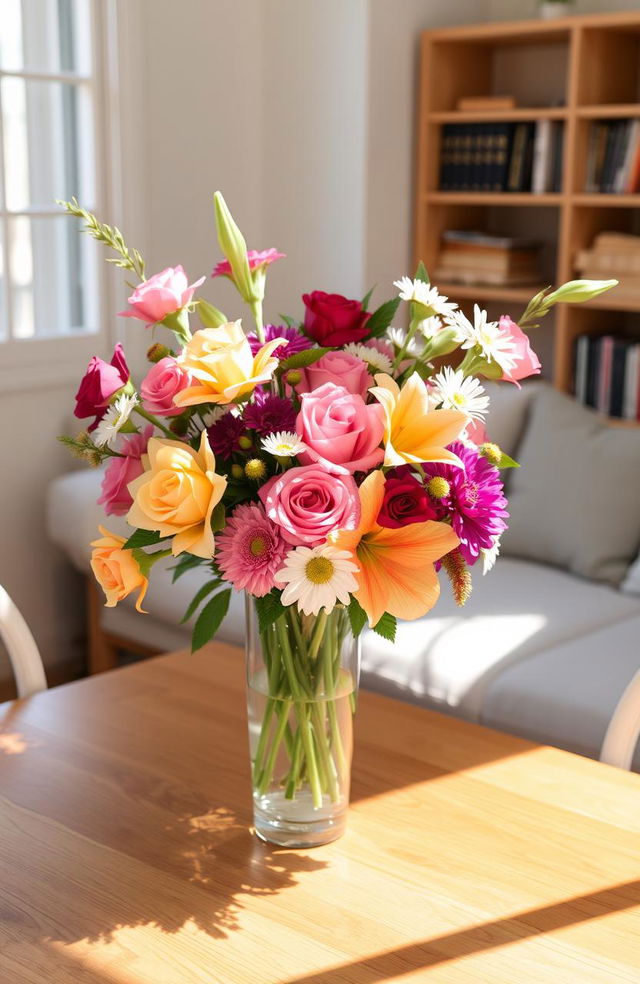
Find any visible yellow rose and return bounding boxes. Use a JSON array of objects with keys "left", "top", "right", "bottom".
[
  {"left": 174, "top": 320, "right": 286, "bottom": 407},
  {"left": 90, "top": 526, "right": 149, "bottom": 612},
  {"left": 127, "top": 431, "right": 227, "bottom": 558}
]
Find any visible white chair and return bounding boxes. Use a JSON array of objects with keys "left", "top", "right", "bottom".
[
  {"left": 600, "top": 670, "right": 640, "bottom": 771},
  {"left": 0, "top": 586, "right": 47, "bottom": 698}
]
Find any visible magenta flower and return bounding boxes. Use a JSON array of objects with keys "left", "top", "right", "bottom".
[
  {"left": 97, "top": 426, "right": 153, "bottom": 516},
  {"left": 421, "top": 442, "right": 508, "bottom": 566},
  {"left": 212, "top": 248, "right": 285, "bottom": 279},
  {"left": 243, "top": 393, "right": 297, "bottom": 435},
  {"left": 216, "top": 502, "right": 288, "bottom": 596},
  {"left": 247, "top": 323, "right": 311, "bottom": 359},
  {"left": 74, "top": 343, "right": 130, "bottom": 430},
  {"left": 207, "top": 412, "right": 247, "bottom": 459}
]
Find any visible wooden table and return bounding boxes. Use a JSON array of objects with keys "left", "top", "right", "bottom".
[{"left": 0, "top": 643, "right": 639, "bottom": 983}]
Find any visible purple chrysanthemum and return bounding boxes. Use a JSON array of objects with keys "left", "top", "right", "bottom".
[
  {"left": 421, "top": 441, "right": 508, "bottom": 566},
  {"left": 207, "top": 412, "right": 246, "bottom": 459},
  {"left": 243, "top": 393, "right": 297, "bottom": 436},
  {"left": 247, "top": 323, "right": 311, "bottom": 359}
]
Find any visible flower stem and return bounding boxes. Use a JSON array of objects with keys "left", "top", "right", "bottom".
[
  {"left": 134, "top": 405, "right": 177, "bottom": 440},
  {"left": 250, "top": 299, "right": 265, "bottom": 344}
]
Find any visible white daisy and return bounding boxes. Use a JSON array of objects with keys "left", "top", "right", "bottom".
[
  {"left": 431, "top": 366, "right": 490, "bottom": 422},
  {"left": 393, "top": 277, "right": 458, "bottom": 318},
  {"left": 447, "top": 304, "right": 517, "bottom": 373},
  {"left": 388, "top": 326, "right": 423, "bottom": 358},
  {"left": 275, "top": 545, "right": 359, "bottom": 616},
  {"left": 93, "top": 393, "right": 139, "bottom": 450},
  {"left": 481, "top": 535, "right": 502, "bottom": 575},
  {"left": 417, "top": 316, "right": 443, "bottom": 340},
  {"left": 261, "top": 431, "right": 306, "bottom": 458},
  {"left": 343, "top": 342, "right": 393, "bottom": 375}
]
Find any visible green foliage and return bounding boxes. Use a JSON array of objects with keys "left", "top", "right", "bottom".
[
  {"left": 254, "top": 591, "right": 286, "bottom": 634},
  {"left": 361, "top": 286, "right": 375, "bottom": 311},
  {"left": 371, "top": 611, "right": 397, "bottom": 643},
  {"left": 124, "top": 529, "right": 167, "bottom": 550},
  {"left": 58, "top": 198, "right": 145, "bottom": 280},
  {"left": 366, "top": 297, "right": 401, "bottom": 339},
  {"left": 181, "top": 579, "right": 222, "bottom": 624},
  {"left": 211, "top": 501, "right": 226, "bottom": 533},
  {"left": 497, "top": 451, "right": 520, "bottom": 469},
  {"left": 279, "top": 347, "right": 331, "bottom": 371},
  {"left": 415, "top": 260, "right": 430, "bottom": 284},
  {"left": 198, "top": 298, "right": 228, "bottom": 328},
  {"left": 170, "top": 554, "right": 207, "bottom": 583},
  {"left": 191, "top": 588, "right": 232, "bottom": 653},
  {"left": 347, "top": 597, "right": 368, "bottom": 638},
  {"left": 279, "top": 314, "right": 302, "bottom": 330}
]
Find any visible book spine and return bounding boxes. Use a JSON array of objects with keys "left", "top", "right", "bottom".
[
  {"left": 551, "top": 122, "right": 564, "bottom": 193},
  {"left": 623, "top": 344, "right": 639, "bottom": 420},
  {"left": 613, "top": 120, "right": 632, "bottom": 194},
  {"left": 585, "top": 336, "right": 599, "bottom": 408},
  {"left": 493, "top": 124, "right": 512, "bottom": 192},
  {"left": 507, "top": 123, "right": 526, "bottom": 192},
  {"left": 574, "top": 335, "right": 589, "bottom": 404},
  {"left": 609, "top": 339, "right": 627, "bottom": 417},
  {"left": 532, "top": 119, "right": 553, "bottom": 194},
  {"left": 597, "top": 336, "right": 614, "bottom": 413}
]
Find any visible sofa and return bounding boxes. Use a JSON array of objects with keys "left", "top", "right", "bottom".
[{"left": 47, "top": 382, "right": 640, "bottom": 767}]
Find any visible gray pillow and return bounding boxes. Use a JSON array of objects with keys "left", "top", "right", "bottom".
[
  {"left": 502, "top": 384, "right": 640, "bottom": 587},
  {"left": 483, "top": 380, "right": 537, "bottom": 459}
]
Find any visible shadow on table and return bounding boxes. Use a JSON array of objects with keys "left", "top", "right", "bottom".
[{"left": 277, "top": 879, "right": 640, "bottom": 983}]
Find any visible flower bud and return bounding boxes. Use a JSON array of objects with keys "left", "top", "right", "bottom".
[
  {"left": 231, "top": 463, "right": 244, "bottom": 480},
  {"left": 544, "top": 279, "right": 618, "bottom": 306},
  {"left": 238, "top": 435, "right": 253, "bottom": 450},
  {"left": 147, "top": 343, "right": 173, "bottom": 363},
  {"left": 213, "top": 191, "right": 255, "bottom": 303},
  {"left": 479, "top": 442, "right": 502, "bottom": 465},
  {"left": 245, "top": 458, "right": 267, "bottom": 480},
  {"left": 285, "top": 369, "right": 302, "bottom": 387}
]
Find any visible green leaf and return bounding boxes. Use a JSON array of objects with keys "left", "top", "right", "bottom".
[
  {"left": 211, "top": 501, "right": 226, "bottom": 532},
  {"left": 362, "top": 286, "right": 375, "bottom": 311},
  {"left": 181, "top": 579, "right": 222, "bottom": 624},
  {"left": 279, "top": 314, "right": 302, "bottom": 329},
  {"left": 124, "top": 529, "right": 167, "bottom": 550},
  {"left": 191, "top": 588, "right": 232, "bottom": 653},
  {"left": 366, "top": 297, "right": 401, "bottom": 338},
  {"left": 371, "top": 611, "right": 397, "bottom": 643},
  {"left": 198, "top": 298, "right": 228, "bottom": 328},
  {"left": 279, "top": 347, "right": 331, "bottom": 371},
  {"left": 347, "top": 598, "right": 367, "bottom": 638},
  {"left": 497, "top": 451, "right": 520, "bottom": 469},
  {"left": 415, "top": 260, "right": 430, "bottom": 284},
  {"left": 254, "top": 591, "right": 286, "bottom": 634},
  {"left": 170, "top": 554, "right": 207, "bottom": 583}
]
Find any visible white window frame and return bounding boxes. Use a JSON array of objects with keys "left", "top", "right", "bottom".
[{"left": 0, "top": 0, "right": 121, "bottom": 393}]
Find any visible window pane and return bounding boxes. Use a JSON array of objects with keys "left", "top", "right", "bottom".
[
  {"left": 2, "top": 76, "right": 95, "bottom": 211},
  {"left": 0, "top": 0, "right": 92, "bottom": 75},
  {"left": 9, "top": 215, "right": 98, "bottom": 338}
]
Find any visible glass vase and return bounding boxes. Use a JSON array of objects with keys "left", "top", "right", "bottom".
[{"left": 244, "top": 595, "right": 360, "bottom": 847}]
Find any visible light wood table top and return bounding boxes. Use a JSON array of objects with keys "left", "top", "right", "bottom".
[{"left": 0, "top": 642, "right": 639, "bottom": 983}]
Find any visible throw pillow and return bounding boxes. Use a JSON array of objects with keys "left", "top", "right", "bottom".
[{"left": 501, "top": 383, "right": 640, "bottom": 587}]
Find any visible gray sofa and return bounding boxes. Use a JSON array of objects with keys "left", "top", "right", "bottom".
[{"left": 47, "top": 382, "right": 640, "bottom": 766}]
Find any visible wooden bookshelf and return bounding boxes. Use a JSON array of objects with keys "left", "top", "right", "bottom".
[{"left": 414, "top": 9, "right": 640, "bottom": 419}]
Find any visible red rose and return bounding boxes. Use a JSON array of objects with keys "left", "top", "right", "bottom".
[
  {"left": 377, "top": 471, "right": 437, "bottom": 529},
  {"left": 302, "top": 290, "right": 370, "bottom": 347},
  {"left": 74, "top": 343, "right": 130, "bottom": 430}
]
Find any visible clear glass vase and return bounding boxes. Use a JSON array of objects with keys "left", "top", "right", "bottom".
[{"left": 245, "top": 595, "right": 360, "bottom": 847}]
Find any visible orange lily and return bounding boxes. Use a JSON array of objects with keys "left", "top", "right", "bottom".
[
  {"left": 369, "top": 372, "right": 467, "bottom": 468},
  {"left": 332, "top": 471, "right": 459, "bottom": 627}
]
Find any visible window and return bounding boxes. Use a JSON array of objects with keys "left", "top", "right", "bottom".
[{"left": 0, "top": 0, "right": 107, "bottom": 357}]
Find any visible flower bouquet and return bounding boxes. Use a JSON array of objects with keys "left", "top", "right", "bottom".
[{"left": 59, "top": 193, "right": 616, "bottom": 846}]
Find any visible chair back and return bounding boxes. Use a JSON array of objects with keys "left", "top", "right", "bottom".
[
  {"left": 600, "top": 669, "right": 640, "bottom": 771},
  {"left": 0, "top": 586, "right": 47, "bottom": 698}
]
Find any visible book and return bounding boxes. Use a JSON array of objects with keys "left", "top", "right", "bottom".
[
  {"left": 532, "top": 119, "right": 554, "bottom": 194},
  {"left": 597, "top": 336, "right": 614, "bottom": 413},
  {"left": 610, "top": 339, "right": 627, "bottom": 417},
  {"left": 574, "top": 334, "right": 590, "bottom": 404},
  {"left": 574, "top": 334, "right": 640, "bottom": 419},
  {"left": 623, "top": 345, "right": 640, "bottom": 420}
]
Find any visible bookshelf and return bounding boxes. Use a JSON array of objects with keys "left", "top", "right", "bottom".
[{"left": 414, "top": 10, "right": 640, "bottom": 422}]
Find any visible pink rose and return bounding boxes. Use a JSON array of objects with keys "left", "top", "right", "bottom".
[
  {"left": 140, "top": 357, "right": 192, "bottom": 416},
  {"left": 97, "top": 426, "right": 153, "bottom": 516},
  {"left": 499, "top": 315, "right": 541, "bottom": 386},
  {"left": 74, "top": 343, "right": 130, "bottom": 430},
  {"left": 296, "top": 382, "right": 385, "bottom": 475},
  {"left": 119, "top": 266, "right": 205, "bottom": 326},
  {"left": 297, "top": 351, "right": 371, "bottom": 398},
  {"left": 259, "top": 465, "right": 361, "bottom": 546}
]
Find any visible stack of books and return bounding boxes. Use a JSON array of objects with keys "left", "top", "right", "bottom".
[
  {"left": 574, "top": 334, "right": 640, "bottom": 420},
  {"left": 585, "top": 120, "right": 640, "bottom": 193},
  {"left": 575, "top": 232, "right": 640, "bottom": 297},
  {"left": 434, "top": 231, "right": 542, "bottom": 287},
  {"left": 439, "top": 121, "right": 563, "bottom": 193}
]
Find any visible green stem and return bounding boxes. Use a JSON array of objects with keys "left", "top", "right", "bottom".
[
  {"left": 392, "top": 314, "right": 421, "bottom": 370},
  {"left": 250, "top": 299, "right": 265, "bottom": 343},
  {"left": 256, "top": 700, "right": 291, "bottom": 795},
  {"left": 252, "top": 699, "right": 275, "bottom": 785},
  {"left": 299, "top": 706, "right": 323, "bottom": 809},
  {"left": 134, "top": 405, "right": 177, "bottom": 440}
]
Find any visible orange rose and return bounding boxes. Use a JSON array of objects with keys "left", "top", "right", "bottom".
[
  {"left": 127, "top": 430, "right": 227, "bottom": 558},
  {"left": 90, "top": 526, "right": 149, "bottom": 612}
]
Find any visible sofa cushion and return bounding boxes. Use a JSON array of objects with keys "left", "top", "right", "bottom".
[
  {"left": 481, "top": 614, "right": 640, "bottom": 766},
  {"left": 482, "top": 380, "right": 536, "bottom": 459},
  {"left": 502, "top": 383, "right": 640, "bottom": 586},
  {"left": 359, "top": 556, "right": 640, "bottom": 721}
]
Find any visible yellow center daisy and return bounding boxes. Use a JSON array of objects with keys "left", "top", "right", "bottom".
[
  {"left": 427, "top": 476, "right": 450, "bottom": 499},
  {"left": 250, "top": 535, "right": 267, "bottom": 557},
  {"left": 305, "top": 557, "right": 335, "bottom": 584}
]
